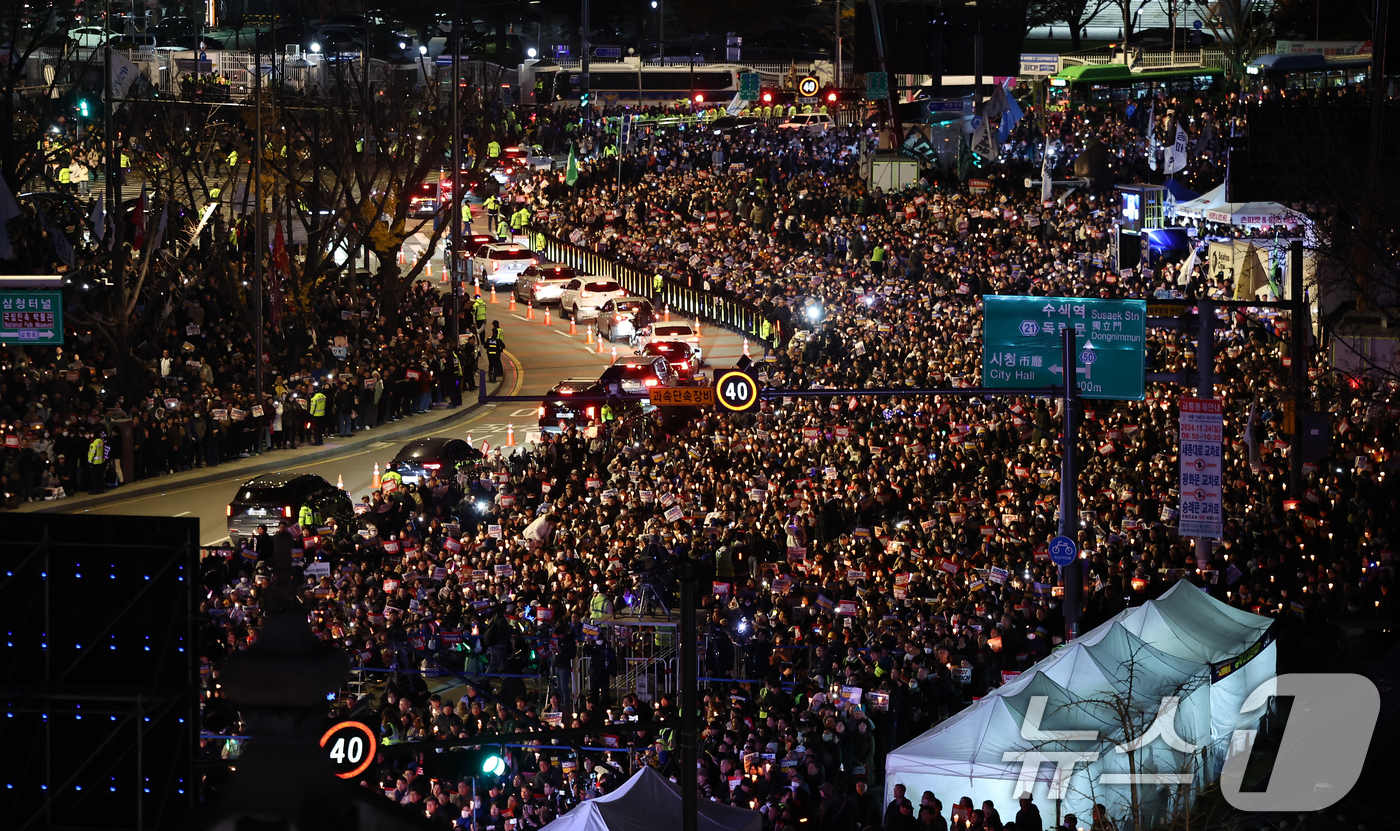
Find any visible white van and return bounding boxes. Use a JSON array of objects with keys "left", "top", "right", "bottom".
[{"left": 778, "top": 113, "right": 834, "bottom": 133}]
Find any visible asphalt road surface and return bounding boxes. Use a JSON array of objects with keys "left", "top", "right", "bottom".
[{"left": 30, "top": 296, "right": 747, "bottom": 547}]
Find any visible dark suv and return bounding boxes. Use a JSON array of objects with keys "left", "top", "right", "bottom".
[
  {"left": 599, "top": 355, "right": 677, "bottom": 398},
  {"left": 539, "top": 379, "right": 606, "bottom": 433},
  {"left": 227, "top": 473, "right": 352, "bottom": 538},
  {"left": 387, "top": 437, "right": 481, "bottom": 485}
]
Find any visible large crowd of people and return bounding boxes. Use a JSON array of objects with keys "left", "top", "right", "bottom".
[{"left": 183, "top": 89, "right": 1400, "bottom": 831}]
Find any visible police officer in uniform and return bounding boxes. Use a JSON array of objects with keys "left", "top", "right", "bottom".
[
  {"left": 86, "top": 429, "right": 106, "bottom": 494},
  {"left": 309, "top": 387, "right": 328, "bottom": 445},
  {"left": 484, "top": 322, "right": 506, "bottom": 383},
  {"left": 471, "top": 294, "right": 488, "bottom": 335}
]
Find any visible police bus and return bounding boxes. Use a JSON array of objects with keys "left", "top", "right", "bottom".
[{"left": 519, "top": 60, "right": 750, "bottom": 106}]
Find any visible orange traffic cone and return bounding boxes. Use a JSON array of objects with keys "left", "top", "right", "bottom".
[
  {"left": 584, "top": 324, "right": 592, "bottom": 343},
  {"left": 509, "top": 293, "right": 517, "bottom": 312},
  {"left": 743, "top": 339, "right": 750, "bottom": 358},
  {"left": 569, "top": 318, "right": 577, "bottom": 336},
  {"left": 371, "top": 463, "right": 381, "bottom": 489},
  {"left": 596, "top": 334, "right": 604, "bottom": 354},
  {"left": 611, "top": 345, "right": 618, "bottom": 361},
  {"left": 426, "top": 261, "right": 433, "bottom": 277},
  {"left": 694, "top": 317, "right": 702, "bottom": 337},
  {"left": 664, "top": 304, "right": 671, "bottom": 322},
  {"left": 337, "top": 474, "right": 345, "bottom": 490},
  {"left": 506, "top": 423, "right": 516, "bottom": 446},
  {"left": 490, "top": 285, "right": 497, "bottom": 304},
  {"left": 467, "top": 433, "right": 473, "bottom": 446},
  {"left": 543, "top": 307, "right": 551, "bottom": 326},
  {"left": 398, "top": 250, "right": 405, "bottom": 264},
  {"left": 526, "top": 300, "right": 535, "bottom": 320}
]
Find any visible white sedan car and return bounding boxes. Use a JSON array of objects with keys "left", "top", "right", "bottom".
[
  {"left": 69, "top": 26, "right": 115, "bottom": 47},
  {"left": 559, "top": 278, "right": 625, "bottom": 322},
  {"left": 643, "top": 321, "right": 703, "bottom": 364}
]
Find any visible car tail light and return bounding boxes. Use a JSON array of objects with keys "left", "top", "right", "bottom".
[
  {"left": 492, "top": 261, "right": 500, "bottom": 271},
  {"left": 580, "top": 290, "right": 593, "bottom": 298},
  {"left": 226, "top": 505, "right": 232, "bottom": 517},
  {"left": 644, "top": 378, "right": 659, "bottom": 387},
  {"left": 284, "top": 506, "right": 293, "bottom": 518},
  {"left": 586, "top": 406, "right": 596, "bottom": 418},
  {"left": 538, "top": 406, "right": 546, "bottom": 416},
  {"left": 423, "top": 462, "right": 441, "bottom": 470},
  {"left": 615, "top": 315, "right": 624, "bottom": 323}
]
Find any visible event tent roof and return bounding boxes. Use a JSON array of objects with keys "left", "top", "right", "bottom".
[{"left": 540, "top": 767, "right": 762, "bottom": 831}]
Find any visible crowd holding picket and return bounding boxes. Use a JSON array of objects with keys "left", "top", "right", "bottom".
[{"left": 179, "top": 88, "right": 1400, "bottom": 831}]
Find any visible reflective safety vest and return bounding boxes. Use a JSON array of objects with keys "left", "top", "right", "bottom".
[
  {"left": 484, "top": 196, "right": 501, "bottom": 213},
  {"left": 462, "top": 202, "right": 473, "bottom": 224},
  {"left": 589, "top": 592, "right": 613, "bottom": 619},
  {"left": 228, "top": 150, "right": 239, "bottom": 167},
  {"left": 381, "top": 470, "right": 403, "bottom": 489},
  {"left": 487, "top": 141, "right": 501, "bottom": 158},
  {"left": 485, "top": 337, "right": 504, "bottom": 356},
  {"left": 87, "top": 437, "right": 105, "bottom": 464},
  {"left": 120, "top": 152, "right": 130, "bottom": 168},
  {"left": 760, "top": 318, "right": 774, "bottom": 341},
  {"left": 871, "top": 245, "right": 886, "bottom": 263},
  {"left": 298, "top": 503, "right": 318, "bottom": 528},
  {"left": 59, "top": 168, "right": 71, "bottom": 184},
  {"left": 309, "top": 392, "right": 327, "bottom": 417},
  {"left": 533, "top": 232, "right": 546, "bottom": 250},
  {"left": 472, "top": 298, "right": 487, "bottom": 323},
  {"left": 600, "top": 404, "right": 615, "bottom": 422},
  {"left": 653, "top": 273, "right": 664, "bottom": 292}
]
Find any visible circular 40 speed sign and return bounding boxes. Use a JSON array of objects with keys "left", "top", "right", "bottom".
[
  {"left": 715, "top": 370, "right": 759, "bottom": 413},
  {"left": 320, "top": 720, "right": 377, "bottom": 779}
]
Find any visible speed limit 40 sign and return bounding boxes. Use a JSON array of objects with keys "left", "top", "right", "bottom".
[
  {"left": 715, "top": 370, "right": 759, "bottom": 413},
  {"left": 320, "top": 720, "right": 377, "bottom": 779}
]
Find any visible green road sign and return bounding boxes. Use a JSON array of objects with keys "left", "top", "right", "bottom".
[
  {"left": 0, "top": 291, "right": 63, "bottom": 346},
  {"left": 739, "top": 72, "right": 761, "bottom": 100},
  {"left": 982, "top": 295, "right": 1146, "bottom": 400},
  {"left": 866, "top": 71, "right": 888, "bottom": 100}
]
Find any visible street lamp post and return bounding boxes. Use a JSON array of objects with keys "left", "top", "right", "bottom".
[
  {"left": 652, "top": 0, "right": 663, "bottom": 62},
  {"left": 451, "top": 0, "right": 462, "bottom": 351}
]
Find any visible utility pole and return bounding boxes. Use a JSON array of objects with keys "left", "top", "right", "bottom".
[
  {"left": 833, "top": 0, "right": 841, "bottom": 88},
  {"left": 1289, "top": 240, "right": 1308, "bottom": 500},
  {"left": 1368, "top": 0, "right": 1387, "bottom": 181},
  {"left": 103, "top": 0, "right": 114, "bottom": 243},
  {"left": 581, "top": 0, "right": 590, "bottom": 111},
  {"left": 678, "top": 560, "right": 697, "bottom": 831},
  {"left": 253, "top": 30, "right": 265, "bottom": 425},
  {"left": 1059, "top": 327, "right": 1083, "bottom": 642},
  {"left": 451, "top": 0, "right": 463, "bottom": 349},
  {"left": 1194, "top": 298, "right": 1214, "bottom": 570}
]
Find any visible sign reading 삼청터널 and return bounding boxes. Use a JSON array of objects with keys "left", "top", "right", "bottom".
[
  {"left": 0, "top": 291, "right": 63, "bottom": 346},
  {"left": 982, "top": 295, "right": 1147, "bottom": 400},
  {"left": 1178, "top": 396, "right": 1224, "bottom": 539}
]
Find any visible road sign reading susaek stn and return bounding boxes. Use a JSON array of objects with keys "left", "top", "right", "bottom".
[
  {"left": 982, "top": 295, "right": 1146, "bottom": 400},
  {"left": 0, "top": 291, "right": 63, "bottom": 346}
]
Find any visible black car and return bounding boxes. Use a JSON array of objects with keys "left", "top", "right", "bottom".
[
  {"left": 227, "top": 472, "right": 352, "bottom": 538},
  {"left": 539, "top": 379, "right": 606, "bottom": 433},
  {"left": 387, "top": 437, "right": 480, "bottom": 485},
  {"left": 599, "top": 355, "right": 677, "bottom": 398}
]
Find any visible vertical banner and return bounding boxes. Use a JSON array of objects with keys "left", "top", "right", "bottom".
[{"left": 1179, "top": 397, "right": 1224, "bottom": 539}]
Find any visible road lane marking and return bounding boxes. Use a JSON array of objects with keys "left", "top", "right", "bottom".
[{"left": 174, "top": 511, "right": 191, "bottom": 517}]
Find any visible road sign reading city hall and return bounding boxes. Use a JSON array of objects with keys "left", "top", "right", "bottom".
[{"left": 982, "top": 295, "right": 1146, "bottom": 401}]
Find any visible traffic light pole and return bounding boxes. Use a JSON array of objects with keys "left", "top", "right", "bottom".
[{"left": 450, "top": 0, "right": 462, "bottom": 353}]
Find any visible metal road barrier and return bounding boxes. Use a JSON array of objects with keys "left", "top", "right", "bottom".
[{"left": 533, "top": 227, "right": 765, "bottom": 340}]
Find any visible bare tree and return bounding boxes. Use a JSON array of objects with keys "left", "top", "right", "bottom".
[{"left": 1201, "top": 0, "right": 1274, "bottom": 82}]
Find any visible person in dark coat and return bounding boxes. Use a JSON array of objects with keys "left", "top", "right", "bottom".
[{"left": 1015, "top": 797, "right": 1044, "bottom": 831}]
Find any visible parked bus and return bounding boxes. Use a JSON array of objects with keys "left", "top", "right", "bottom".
[
  {"left": 1048, "top": 63, "right": 1224, "bottom": 108},
  {"left": 519, "top": 60, "right": 747, "bottom": 106},
  {"left": 1245, "top": 52, "right": 1370, "bottom": 92}
]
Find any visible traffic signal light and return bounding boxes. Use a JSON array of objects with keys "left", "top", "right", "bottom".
[
  {"left": 761, "top": 90, "right": 773, "bottom": 104},
  {"left": 693, "top": 93, "right": 704, "bottom": 104},
  {"left": 77, "top": 99, "right": 90, "bottom": 117},
  {"left": 825, "top": 90, "right": 838, "bottom": 104},
  {"left": 580, "top": 91, "right": 591, "bottom": 108}
]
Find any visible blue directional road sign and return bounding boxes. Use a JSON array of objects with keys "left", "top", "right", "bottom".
[
  {"left": 982, "top": 295, "right": 1147, "bottom": 400},
  {"left": 1048, "top": 535, "right": 1078, "bottom": 566}
]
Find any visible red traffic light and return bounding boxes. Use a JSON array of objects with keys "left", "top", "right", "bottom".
[
  {"left": 761, "top": 91, "right": 773, "bottom": 103},
  {"left": 693, "top": 93, "right": 704, "bottom": 103},
  {"left": 826, "top": 91, "right": 838, "bottom": 103}
]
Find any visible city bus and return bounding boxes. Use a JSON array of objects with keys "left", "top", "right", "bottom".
[
  {"left": 1048, "top": 63, "right": 1224, "bottom": 108},
  {"left": 520, "top": 60, "right": 747, "bottom": 106},
  {"left": 1244, "top": 52, "right": 1370, "bottom": 92}
]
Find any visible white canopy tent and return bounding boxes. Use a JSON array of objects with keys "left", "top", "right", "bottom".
[
  {"left": 540, "top": 767, "right": 762, "bottom": 831},
  {"left": 1172, "top": 184, "right": 1303, "bottom": 228},
  {"left": 885, "top": 583, "right": 1274, "bottom": 826}
]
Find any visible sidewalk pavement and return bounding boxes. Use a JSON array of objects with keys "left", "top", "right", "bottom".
[{"left": 16, "top": 358, "right": 520, "bottom": 516}]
